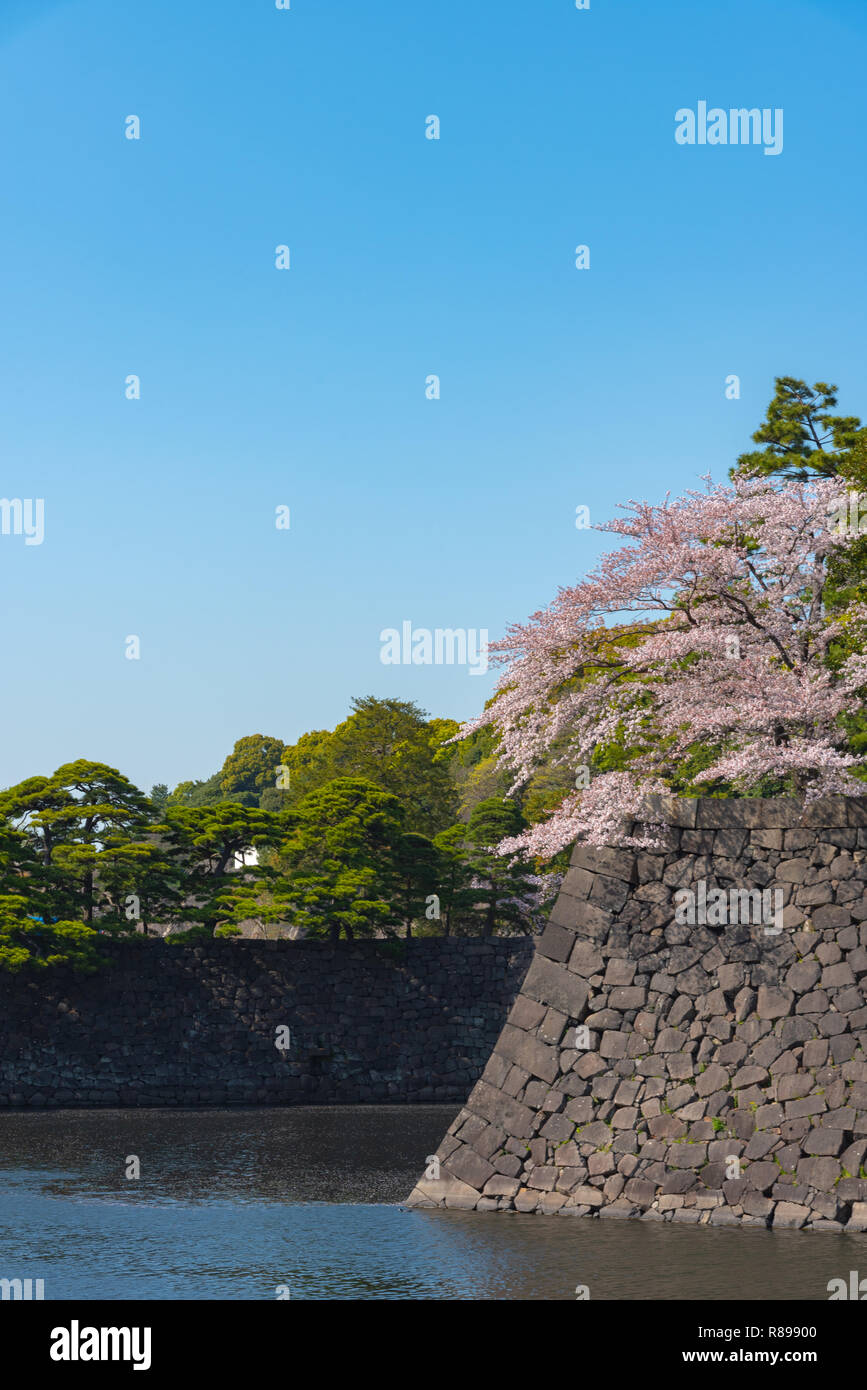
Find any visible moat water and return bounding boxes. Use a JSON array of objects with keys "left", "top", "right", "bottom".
[{"left": 0, "top": 1106, "right": 863, "bottom": 1300}]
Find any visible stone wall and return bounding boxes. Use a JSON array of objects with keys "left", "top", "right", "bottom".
[
  {"left": 0, "top": 938, "right": 533, "bottom": 1107},
  {"left": 408, "top": 797, "right": 867, "bottom": 1232}
]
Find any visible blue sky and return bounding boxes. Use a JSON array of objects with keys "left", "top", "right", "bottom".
[{"left": 1, "top": 0, "right": 865, "bottom": 794}]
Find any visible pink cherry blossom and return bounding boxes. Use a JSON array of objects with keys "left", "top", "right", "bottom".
[{"left": 461, "top": 475, "right": 867, "bottom": 856}]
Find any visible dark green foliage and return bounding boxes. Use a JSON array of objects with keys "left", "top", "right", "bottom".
[
  {"left": 219, "top": 735, "right": 288, "bottom": 801},
  {"left": 389, "top": 831, "right": 442, "bottom": 938},
  {"left": 156, "top": 803, "right": 286, "bottom": 934},
  {"left": 0, "top": 901, "right": 104, "bottom": 973},
  {"left": 271, "top": 777, "right": 406, "bottom": 942},
  {"left": 435, "top": 799, "right": 560, "bottom": 936},
  {"left": 733, "top": 377, "right": 864, "bottom": 482},
  {"left": 309, "top": 697, "right": 459, "bottom": 834}
]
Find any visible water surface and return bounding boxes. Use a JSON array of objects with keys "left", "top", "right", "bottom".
[{"left": 0, "top": 1107, "right": 861, "bottom": 1300}]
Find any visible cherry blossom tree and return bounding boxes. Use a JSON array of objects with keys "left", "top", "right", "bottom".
[{"left": 462, "top": 475, "right": 867, "bottom": 856}]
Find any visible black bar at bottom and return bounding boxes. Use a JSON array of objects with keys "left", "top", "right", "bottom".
[{"left": 3, "top": 1298, "right": 856, "bottom": 1377}]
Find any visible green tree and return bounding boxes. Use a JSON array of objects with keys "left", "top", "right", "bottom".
[
  {"left": 733, "top": 377, "right": 864, "bottom": 482},
  {"left": 325, "top": 697, "right": 458, "bottom": 833},
  {"left": 0, "top": 897, "right": 103, "bottom": 973},
  {"left": 158, "top": 803, "right": 285, "bottom": 936},
  {"left": 0, "top": 822, "right": 42, "bottom": 915},
  {"left": 447, "top": 721, "right": 512, "bottom": 820},
  {"left": 458, "top": 798, "right": 559, "bottom": 936},
  {"left": 275, "top": 777, "right": 404, "bottom": 942},
  {"left": 169, "top": 772, "right": 225, "bottom": 808},
  {"left": 213, "top": 877, "right": 295, "bottom": 939},
  {"left": 277, "top": 730, "right": 335, "bottom": 801},
  {"left": 389, "top": 831, "right": 442, "bottom": 938},
  {"left": 0, "top": 773, "right": 73, "bottom": 853},
  {"left": 90, "top": 836, "right": 189, "bottom": 935},
  {"left": 219, "top": 735, "right": 288, "bottom": 804},
  {"left": 0, "top": 762, "right": 152, "bottom": 925},
  {"left": 0, "top": 817, "right": 105, "bottom": 972},
  {"left": 432, "top": 822, "right": 477, "bottom": 935}
]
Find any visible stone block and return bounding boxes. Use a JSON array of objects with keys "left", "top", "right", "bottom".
[
  {"left": 846, "top": 1202, "right": 867, "bottom": 1231},
  {"left": 838, "top": 1178, "right": 867, "bottom": 1201},
  {"left": 777, "top": 859, "right": 808, "bottom": 884},
  {"left": 609, "top": 986, "right": 647, "bottom": 1010},
  {"left": 467, "top": 1079, "right": 535, "bottom": 1139},
  {"left": 570, "top": 845, "right": 637, "bottom": 882},
  {"left": 600, "top": 1030, "right": 628, "bottom": 1059},
  {"left": 754, "top": 1102, "right": 784, "bottom": 1129},
  {"left": 537, "top": 922, "right": 575, "bottom": 963},
  {"left": 800, "top": 799, "right": 848, "bottom": 828},
  {"left": 574, "top": 1052, "right": 607, "bottom": 1079},
  {"left": 577, "top": 1120, "right": 613, "bottom": 1146},
  {"left": 406, "top": 1175, "right": 481, "bottom": 1208},
  {"left": 514, "top": 1189, "right": 540, "bottom": 1212},
  {"left": 665, "top": 1143, "right": 708, "bottom": 1169},
  {"left": 522, "top": 955, "right": 591, "bottom": 1017},
  {"left": 773, "top": 1201, "right": 811, "bottom": 1228},
  {"left": 541, "top": 1112, "right": 575, "bottom": 1143},
  {"left": 604, "top": 957, "right": 637, "bottom": 988},
  {"left": 569, "top": 942, "right": 605, "bottom": 978},
  {"left": 496, "top": 1025, "right": 559, "bottom": 1084},
  {"left": 666, "top": 1053, "right": 695, "bottom": 1081},
  {"left": 776, "top": 1073, "right": 814, "bottom": 1102},
  {"left": 785, "top": 961, "right": 820, "bottom": 993},
  {"left": 814, "top": 907, "right": 853, "bottom": 932},
  {"left": 757, "top": 985, "right": 794, "bottom": 1020},
  {"left": 698, "top": 800, "right": 801, "bottom": 829},
  {"left": 717, "top": 962, "right": 746, "bottom": 994},
  {"left": 537, "top": 1191, "right": 566, "bottom": 1213},
  {"left": 482, "top": 1175, "right": 520, "bottom": 1198},
  {"left": 559, "top": 866, "right": 595, "bottom": 900},
  {"left": 710, "top": 1208, "right": 742, "bottom": 1226},
  {"left": 641, "top": 794, "right": 697, "bottom": 827},
  {"left": 803, "top": 1128, "right": 845, "bottom": 1157},
  {"left": 507, "top": 997, "right": 546, "bottom": 1032},
  {"left": 797, "top": 1156, "right": 841, "bottom": 1189},
  {"left": 611, "top": 1106, "right": 638, "bottom": 1129},
  {"left": 590, "top": 875, "right": 631, "bottom": 912},
  {"left": 744, "top": 1161, "right": 778, "bottom": 1193},
  {"left": 444, "top": 1143, "right": 497, "bottom": 1191},
  {"left": 740, "top": 1191, "right": 774, "bottom": 1219},
  {"left": 526, "top": 1164, "right": 558, "bottom": 1191},
  {"left": 696, "top": 1064, "right": 727, "bottom": 1096},
  {"left": 539, "top": 1008, "right": 568, "bottom": 1046},
  {"left": 569, "top": 1185, "right": 604, "bottom": 1207}
]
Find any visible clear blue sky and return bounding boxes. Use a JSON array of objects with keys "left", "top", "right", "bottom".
[{"left": 1, "top": 0, "right": 865, "bottom": 794}]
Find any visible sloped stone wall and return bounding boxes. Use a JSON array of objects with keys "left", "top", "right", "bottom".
[{"left": 407, "top": 797, "right": 867, "bottom": 1231}]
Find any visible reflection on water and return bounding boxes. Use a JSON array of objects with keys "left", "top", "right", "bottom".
[
  {"left": 0, "top": 1105, "right": 445, "bottom": 1206},
  {"left": 0, "top": 1107, "right": 863, "bottom": 1300}
]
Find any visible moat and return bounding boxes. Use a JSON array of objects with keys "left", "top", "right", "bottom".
[{"left": 0, "top": 1106, "right": 863, "bottom": 1300}]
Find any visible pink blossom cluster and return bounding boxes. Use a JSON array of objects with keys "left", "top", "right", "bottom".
[
  {"left": 461, "top": 476, "right": 867, "bottom": 857},
  {"left": 467, "top": 872, "right": 564, "bottom": 932}
]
